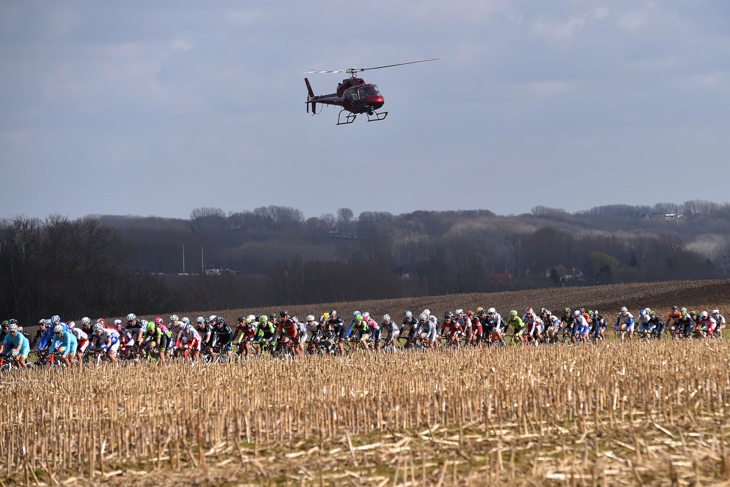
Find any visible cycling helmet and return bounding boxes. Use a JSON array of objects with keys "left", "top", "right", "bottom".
[
  {"left": 147, "top": 322, "right": 155, "bottom": 333},
  {"left": 181, "top": 317, "right": 190, "bottom": 324},
  {"left": 701, "top": 311, "right": 709, "bottom": 318},
  {"left": 476, "top": 307, "right": 484, "bottom": 314},
  {"left": 353, "top": 310, "right": 361, "bottom": 317},
  {"left": 170, "top": 315, "right": 179, "bottom": 323},
  {"left": 80, "top": 317, "right": 91, "bottom": 326},
  {"left": 329, "top": 310, "right": 337, "bottom": 317},
  {"left": 620, "top": 307, "right": 628, "bottom": 313},
  {"left": 140, "top": 320, "right": 148, "bottom": 328},
  {"left": 1, "top": 321, "right": 8, "bottom": 328},
  {"left": 247, "top": 314, "right": 256, "bottom": 323},
  {"left": 111, "top": 319, "right": 120, "bottom": 327},
  {"left": 269, "top": 313, "right": 277, "bottom": 321},
  {"left": 574, "top": 310, "right": 581, "bottom": 317},
  {"left": 419, "top": 312, "right": 428, "bottom": 321},
  {"left": 38, "top": 319, "right": 47, "bottom": 327},
  {"left": 237, "top": 316, "right": 245, "bottom": 323},
  {"left": 362, "top": 312, "right": 370, "bottom": 320},
  {"left": 8, "top": 323, "right": 18, "bottom": 333},
  {"left": 639, "top": 310, "right": 646, "bottom": 317},
  {"left": 405, "top": 311, "right": 413, "bottom": 319},
  {"left": 423, "top": 309, "right": 430, "bottom": 316},
  {"left": 690, "top": 311, "right": 698, "bottom": 318},
  {"left": 488, "top": 308, "right": 496, "bottom": 314},
  {"left": 292, "top": 316, "right": 299, "bottom": 323},
  {"left": 455, "top": 309, "right": 464, "bottom": 315},
  {"left": 510, "top": 310, "right": 518, "bottom": 317},
  {"left": 154, "top": 317, "right": 163, "bottom": 325},
  {"left": 540, "top": 308, "right": 547, "bottom": 314},
  {"left": 208, "top": 315, "right": 217, "bottom": 322},
  {"left": 93, "top": 323, "right": 103, "bottom": 333},
  {"left": 216, "top": 316, "right": 224, "bottom": 324},
  {"left": 306, "top": 315, "right": 315, "bottom": 322},
  {"left": 185, "top": 323, "right": 194, "bottom": 333},
  {"left": 322, "top": 312, "right": 330, "bottom": 320},
  {"left": 51, "top": 315, "right": 61, "bottom": 324},
  {"left": 672, "top": 305, "right": 678, "bottom": 311},
  {"left": 713, "top": 309, "right": 720, "bottom": 315},
  {"left": 279, "top": 310, "right": 288, "bottom": 317},
  {"left": 444, "top": 311, "right": 453, "bottom": 320},
  {"left": 526, "top": 307, "right": 533, "bottom": 314},
  {"left": 383, "top": 314, "right": 390, "bottom": 322},
  {"left": 467, "top": 310, "right": 474, "bottom": 317},
  {"left": 126, "top": 313, "right": 136, "bottom": 322},
  {"left": 650, "top": 311, "right": 656, "bottom": 317},
  {"left": 258, "top": 315, "right": 268, "bottom": 323},
  {"left": 68, "top": 321, "right": 75, "bottom": 329},
  {"left": 564, "top": 308, "right": 571, "bottom": 314},
  {"left": 196, "top": 317, "right": 205, "bottom": 324},
  {"left": 54, "top": 325, "right": 64, "bottom": 334}
]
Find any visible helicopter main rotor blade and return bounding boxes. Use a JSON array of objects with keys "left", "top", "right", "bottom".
[
  {"left": 356, "top": 58, "right": 439, "bottom": 72},
  {"left": 305, "top": 69, "right": 347, "bottom": 74}
]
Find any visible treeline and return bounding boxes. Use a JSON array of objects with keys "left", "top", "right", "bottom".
[{"left": 3, "top": 200, "right": 730, "bottom": 321}]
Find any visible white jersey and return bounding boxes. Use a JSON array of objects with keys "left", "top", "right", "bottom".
[{"left": 71, "top": 328, "right": 88, "bottom": 341}]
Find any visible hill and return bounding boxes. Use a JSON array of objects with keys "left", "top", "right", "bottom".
[{"left": 184, "top": 278, "right": 730, "bottom": 323}]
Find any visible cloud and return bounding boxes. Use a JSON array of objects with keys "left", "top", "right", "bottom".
[{"left": 532, "top": 7, "right": 610, "bottom": 41}]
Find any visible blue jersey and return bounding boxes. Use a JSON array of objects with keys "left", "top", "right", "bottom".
[
  {"left": 3, "top": 332, "right": 29, "bottom": 353},
  {"left": 615, "top": 313, "right": 634, "bottom": 329},
  {"left": 49, "top": 331, "right": 77, "bottom": 357}
]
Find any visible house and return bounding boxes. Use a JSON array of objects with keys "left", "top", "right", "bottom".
[{"left": 487, "top": 273, "right": 511, "bottom": 286}]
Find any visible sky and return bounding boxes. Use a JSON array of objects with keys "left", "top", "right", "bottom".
[{"left": 2, "top": 0, "right": 730, "bottom": 221}]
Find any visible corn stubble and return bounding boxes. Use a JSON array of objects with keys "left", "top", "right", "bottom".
[{"left": 2, "top": 340, "right": 730, "bottom": 486}]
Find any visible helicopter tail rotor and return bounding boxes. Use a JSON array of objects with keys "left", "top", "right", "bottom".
[{"left": 305, "top": 77, "right": 317, "bottom": 114}]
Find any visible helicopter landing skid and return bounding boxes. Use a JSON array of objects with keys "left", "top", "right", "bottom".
[
  {"left": 337, "top": 110, "right": 357, "bottom": 125},
  {"left": 366, "top": 111, "right": 388, "bottom": 122}
]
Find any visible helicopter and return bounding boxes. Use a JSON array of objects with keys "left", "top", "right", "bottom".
[{"left": 304, "top": 59, "right": 438, "bottom": 125}]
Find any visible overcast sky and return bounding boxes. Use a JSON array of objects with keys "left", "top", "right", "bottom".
[{"left": 2, "top": 1, "right": 729, "bottom": 221}]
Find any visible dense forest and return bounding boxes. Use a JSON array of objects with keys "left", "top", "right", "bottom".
[{"left": 3, "top": 200, "right": 730, "bottom": 323}]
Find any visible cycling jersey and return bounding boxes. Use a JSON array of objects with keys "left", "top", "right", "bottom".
[
  {"left": 2, "top": 332, "right": 30, "bottom": 358},
  {"left": 71, "top": 328, "right": 89, "bottom": 353},
  {"left": 615, "top": 313, "right": 635, "bottom": 331},
  {"left": 509, "top": 316, "right": 525, "bottom": 333},
  {"left": 278, "top": 318, "right": 300, "bottom": 341},
  {"left": 97, "top": 328, "right": 120, "bottom": 352},
  {"left": 176, "top": 327, "right": 202, "bottom": 350},
  {"left": 49, "top": 331, "right": 78, "bottom": 357},
  {"left": 256, "top": 321, "right": 277, "bottom": 341}
]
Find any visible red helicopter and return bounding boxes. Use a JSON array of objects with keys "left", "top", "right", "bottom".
[{"left": 305, "top": 59, "right": 438, "bottom": 125}]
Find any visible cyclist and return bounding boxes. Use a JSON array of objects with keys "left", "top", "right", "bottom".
[
  {"left": 712, "top": 310, "right": 725, "bottom": 338},
  {"left": 326, "top": 310, "right": 347, "bottom": 356},
  {"left": 648, "top": 311, "right": 664, "bottom": 339},
  {"left": 698, "top": 311, "right": 716, "bottom": 338},
  {"left": 351, "top": 314, "right": 371, "bottom": 351},
  {"left": 92, "top": 322, "right": 120, "bottom": 364},
  {"left": 455, "top": 309, "right": 472, "bottom": 345},
  {"left": 667, "top": 306, "right": 682, "bottom": 337},
  {"left": 403, "top": 311, "right": 419, "bottom": 344},
  {"left": 49, "top": 324, "right": 78, "bottom": 366},
  {"left": 212, "top": 316, "right": 234, "bottom": 359},
  {"left": 303, "top": 315, "right": 319, "bottom": 353},
  {"left": 142, "top": 318, "right": 166, "bottom": 362},
  {"left": 235, "top": 315, "right": 257, "bottom": 356},
  {"left": 175, "top": 321, "right": 201, "bottom": 362},
  {"left": 523, "top": 308, "right": 543, "bottom": 344},
  {"left": 196, "top": 317, "right": 214, "bottom": 353},
  {"left": 543, "top": 310, "right": 562, "bottom": 343},
  {"left": 615, "top": 307, "right": 635, "bottom": 340},
  {"left": 277, "top": 310, "right": 302, "bottom": 356},
  {"left": 255, "top": 315, "right": 277, "bottom": 354},
  {"left": 381, "top": 314, "right": 399, "bottom": 349},
  {"left": 684, "top": 311, "right": 698, "bottom": 338},
  {"left": 560, "top": 308, "right": 575, "bottom": 343},
  {"left": 484, "top": 308, "right": 504, "bottom": 344},
  {"left": 572, "top": 310, "right": 588, "bottom": 343},
  {"left": 362, "top": 312, "right": 381, "bottom": 352},
  {"left": 507, "top": 310, "right": 525, "bottom": 342},
  {"left": 0, "top": 323, "right": 30, "bottom": 369},
  {"left": 31, "top": 319, "right": 49, "bottom": 350},
  {"left": 418, "top": 310, "right": 438, "bottom": 348},
  {"left": 69, "top": 322, "right": 89, "bottom": 361},
  {"left": 591, "top": 310, "right": 607, "bottom": 341},
  {"left": 443, "top": 311, "right": 462, "bottom": 346}
]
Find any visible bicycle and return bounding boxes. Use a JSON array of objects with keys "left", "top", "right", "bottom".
[{"left": 0, "top": 353, "right": 35, "bottom": 372}]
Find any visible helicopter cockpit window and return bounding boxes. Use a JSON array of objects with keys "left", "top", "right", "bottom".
[{"left": 357, "top": 85, "right": 380, "bottom": 98}]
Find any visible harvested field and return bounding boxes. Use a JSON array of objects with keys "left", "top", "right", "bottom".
[
  {"left": 4, "top": 279, "right": 730, "bottom": 486},
  {"left": 3, "top": 340, "right": 730, "bottom": 486}
]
